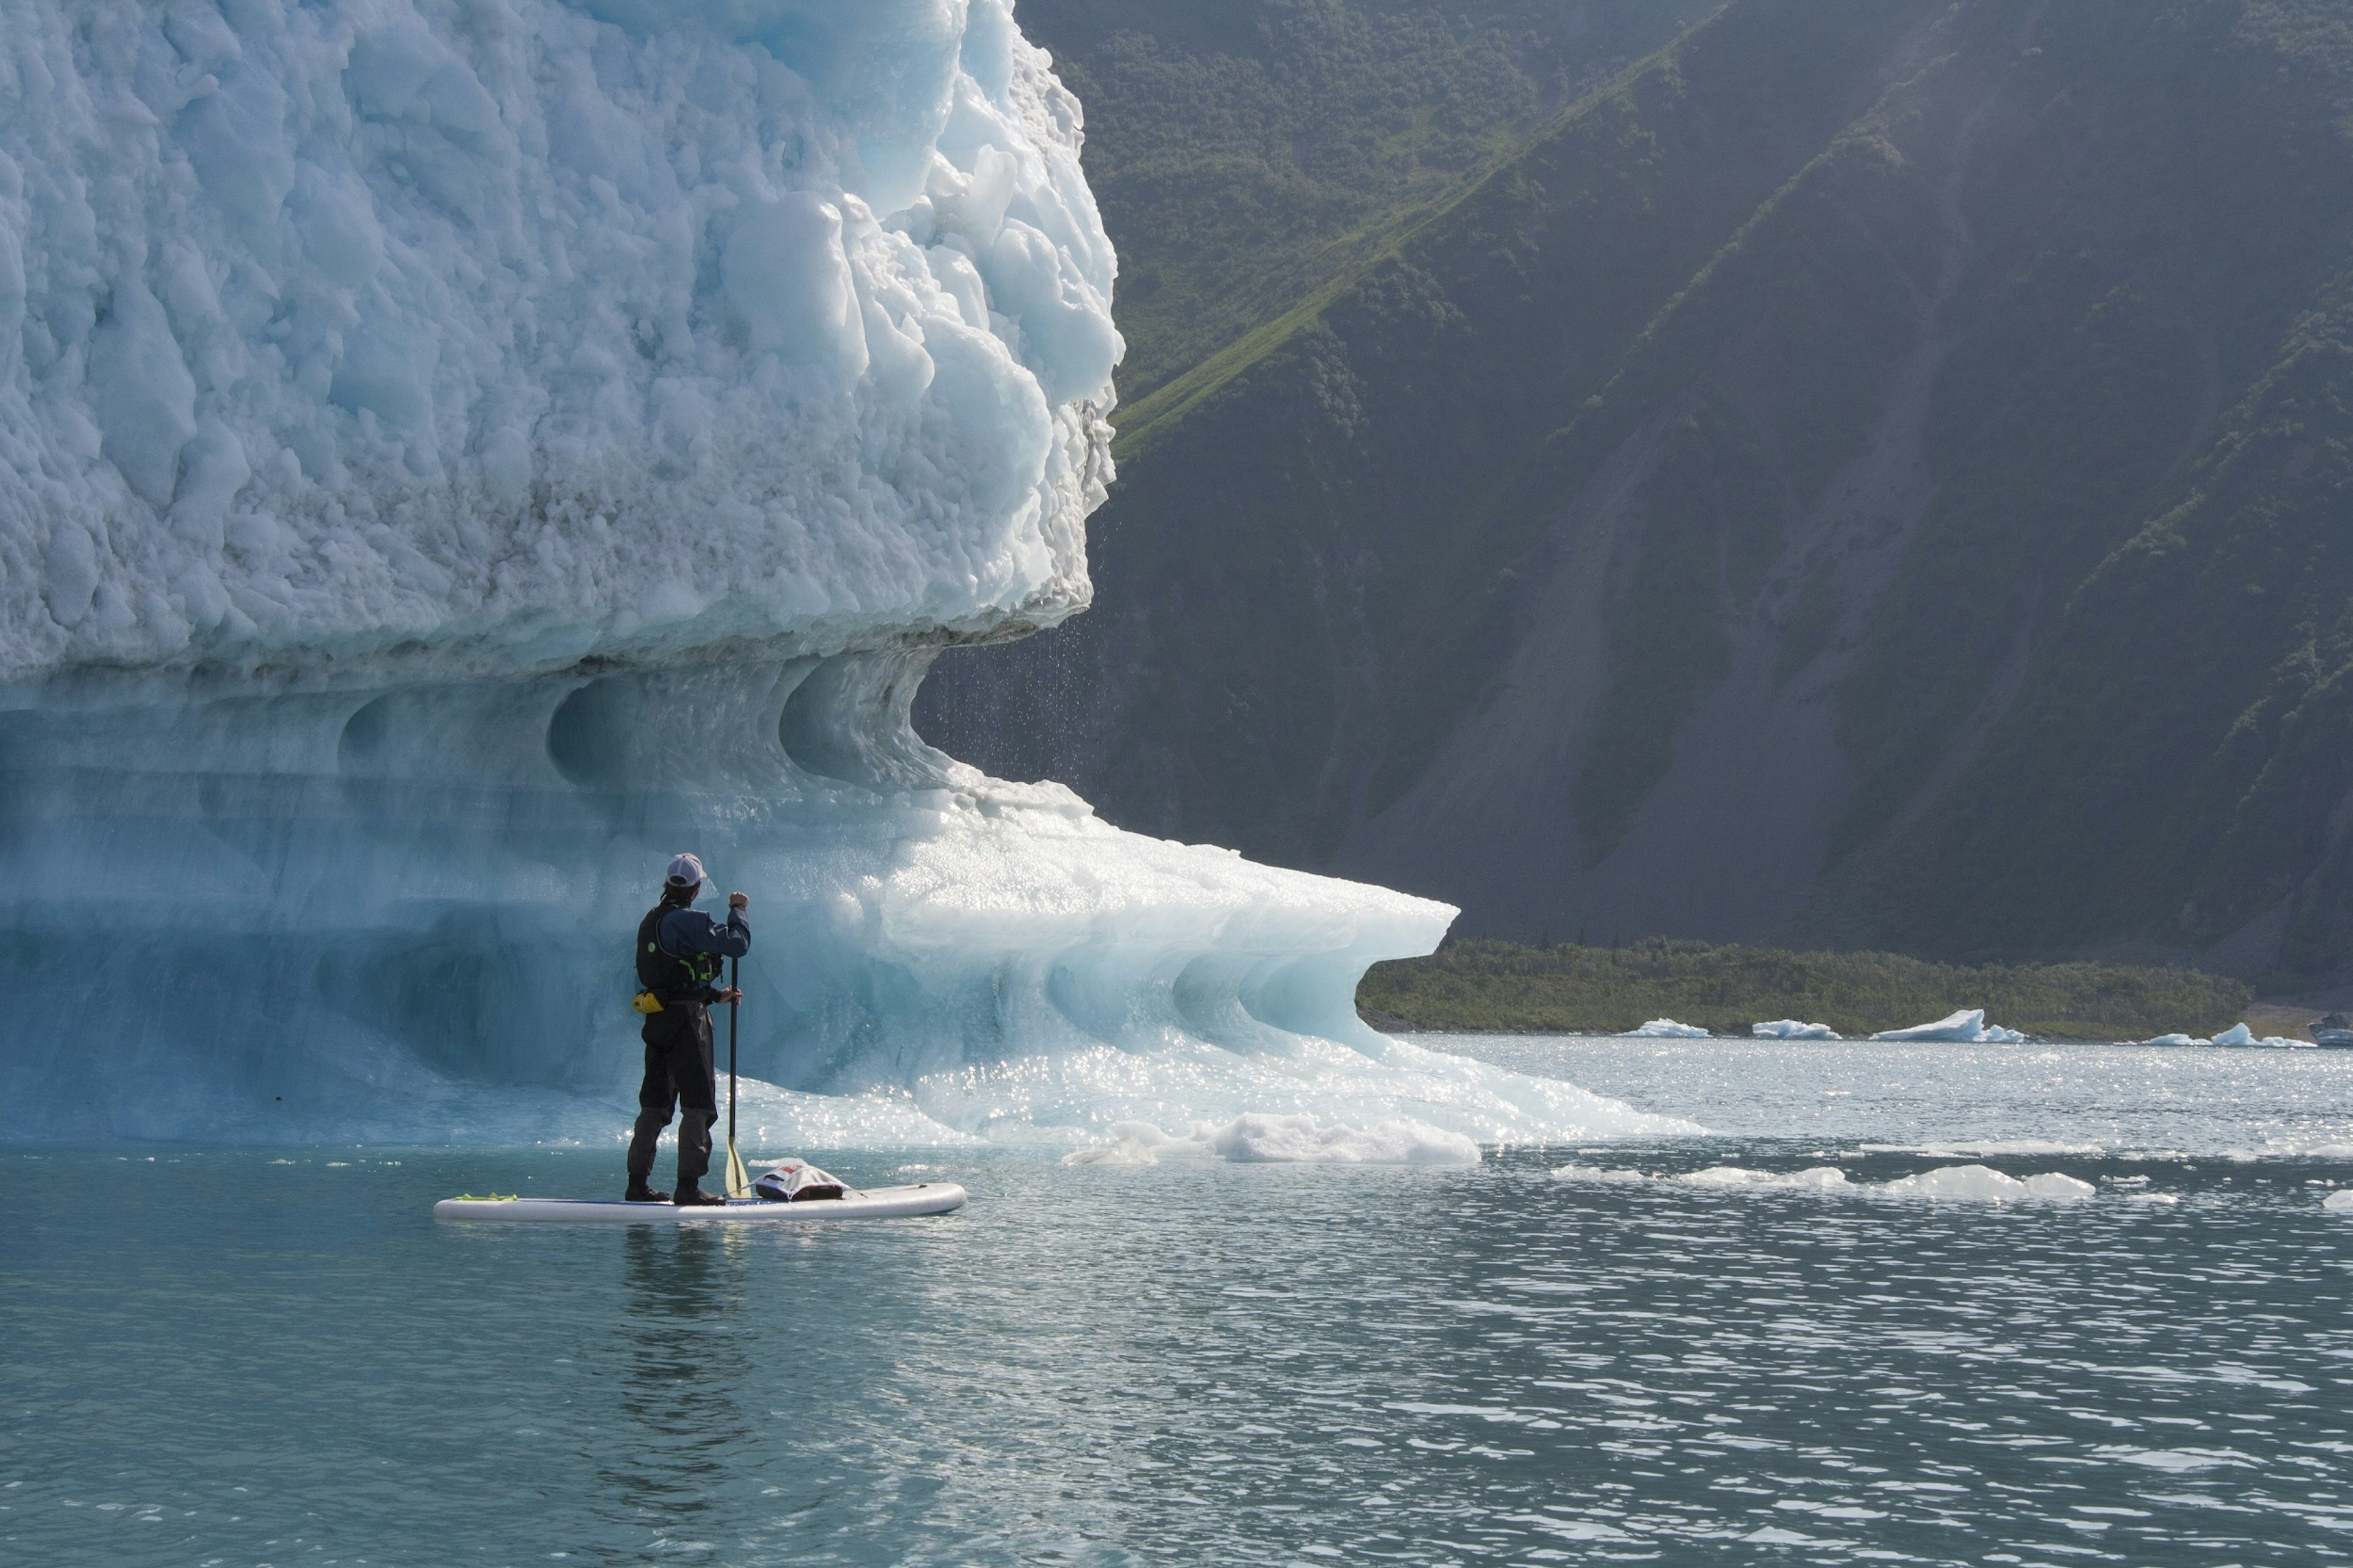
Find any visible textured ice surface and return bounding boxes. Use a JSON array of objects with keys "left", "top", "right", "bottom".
[
  {"left": 2326, "top": 1189, "right": 2353, "bottom": 1211},
  {"left": 1621, "top": 1018, "right": 1711, "bottom": 1038},
  {"left": 1752, "top": 1019, "right": 1840, "bottom": 1039},
  {"left": 0, "top": 0, "right": 1114, "bottom": 683},
  {"left": 1870, "top": 1009, "right": 2026, "bottom": 1043}
]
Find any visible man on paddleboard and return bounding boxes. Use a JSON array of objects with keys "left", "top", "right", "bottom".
[{"left": 626, "top": 852, "right": 751, "bottom": 1206}]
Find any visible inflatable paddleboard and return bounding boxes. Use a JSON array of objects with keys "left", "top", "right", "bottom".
[{"left": 433, "top": 1183, "right": 965, "bottom": 1224}]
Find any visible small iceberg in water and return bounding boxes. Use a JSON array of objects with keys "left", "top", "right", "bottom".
[
  {"left": 1621, "top": 1018, "right": 1712, "bottom": 1038},
  {"left": 1752, "top": 1019, "right": 1841, "bottom": 1039},
  {"left": 1879, "top": 1164, "right": 2094, "bottom": 1202},
  {"left": 1870, "top": 1009, "right": 2026, "bottom": 1043},
  {"left": 2211, "top": 1023, "right": 2303, "bottom": 1048},
  {"left": 1675, "top": 1165, "right": 1850, "bottom": 1190},
  {"left": 2149, "top": 1023, "right": 2305, "bottom": 1048},
  {"left": 1552, "top": 1161, "right": 2097, "bottom": 1201}
]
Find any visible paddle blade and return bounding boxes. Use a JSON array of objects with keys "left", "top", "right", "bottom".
[{"left": 726, "top": 1138, "right": 751, "bottom": 1200}]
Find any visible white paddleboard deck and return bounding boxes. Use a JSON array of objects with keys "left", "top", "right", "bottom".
[{"left": 433, "top": 1183, "right": 965, "bottom": 1224}]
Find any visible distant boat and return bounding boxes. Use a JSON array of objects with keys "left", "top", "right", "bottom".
[{"left": 2314, "top": 1012, "right": 2353, "bottom": 1048}]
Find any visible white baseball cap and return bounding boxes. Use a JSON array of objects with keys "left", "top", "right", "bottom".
[{"left": 665, "top": 852, "right": 707, "bottom": 887}]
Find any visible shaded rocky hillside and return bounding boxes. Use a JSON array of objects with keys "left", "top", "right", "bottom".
[{"left": 926, "top": 0, "right": 2353, "bottom": 992}]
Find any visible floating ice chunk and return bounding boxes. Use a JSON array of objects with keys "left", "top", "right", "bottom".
[
  {"left": 1870, "top": 1009, "right": 2026, "bottom": 1043},
  {"left": 2324, "top": 1189, "right": 2353, "bottom": 1213},
  {"left": 1621, "top": 1018, "right": 1711, "bottom": 1038},
  {"left": 1752, "top": 1019, "right": 1841, "bottom": 1039},
  {"left": 1555, "top": 1161, "right": 2107, "bottom": 1200},
  {"left": 1550, "top": 1163, "right": 1651, "bottom": 1184},
  {"left": 2139, "top": 1033, "right": 2209, "bottom": 1047},
  {"left": 2199, "top": 1022, "right": 2300, "bottom": 1047},
  {"left": 1878, "top": 1164, "right": 2094, "bottom": 1201},
  {"left": 1674, "top": 1165, "right": 1850, "bottom": 1190},
  {"left": 1066, "top": 1113, "right": 1481, "bottom": 1166}
]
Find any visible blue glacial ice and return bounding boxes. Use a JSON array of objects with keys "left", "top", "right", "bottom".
[
  {"left": 1869, "top": 1009, "right": 2027, "bottom": 1044},
  {"left": 1620, "top": 1018, "right": 1712, "bottom": 1038},
  {"left": 0, "top": 0, "right": 1675, "bottom": 1151}
]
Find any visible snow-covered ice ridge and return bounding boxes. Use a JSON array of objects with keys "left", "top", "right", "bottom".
[
  {"left": 0, "top": 0, "right": 1113, "bottom": 681},
  {"left": 0, "top": 2, "right": 1646, "bottom": 1149}
]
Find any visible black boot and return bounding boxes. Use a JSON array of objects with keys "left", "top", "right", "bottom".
[
  {"left": 625, "top": 1180, "right": 670, "bottom": 1203},
  {"left": 673, "top": 1184, "right": 727, "bottom": 1206}
]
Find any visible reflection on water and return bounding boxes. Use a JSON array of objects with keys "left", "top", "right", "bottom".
[
  {"left": 3, "top": 1042, "right": 2349, "bottom": 1566},
  {"left": 594, "top": 1227, "right": 754, "bottom": 1529}
]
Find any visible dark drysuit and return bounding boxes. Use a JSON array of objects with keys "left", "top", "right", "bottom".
[{"left": 626, "top": 896, "right": 751, "bottom": 1191}]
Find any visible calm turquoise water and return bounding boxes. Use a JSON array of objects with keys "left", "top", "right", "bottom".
[{"left": 6, "top": 1038, "right": 2351, "bottom": 1566}]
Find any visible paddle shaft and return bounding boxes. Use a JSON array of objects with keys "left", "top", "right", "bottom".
[
  {"left": 728, "top": 955, "right": 738, "bottom": 1148},
  {"left": 721, "top": 955, "right": 751, "bottom": 1199}
]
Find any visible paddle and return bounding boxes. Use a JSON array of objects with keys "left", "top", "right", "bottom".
[{"left": 725, "top": 955, "right": 751, "bottom": 1199}]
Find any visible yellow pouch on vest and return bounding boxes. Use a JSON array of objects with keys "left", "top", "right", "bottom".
[{"left": 632, "top": 990, "right": 664, "bottom": 1015}]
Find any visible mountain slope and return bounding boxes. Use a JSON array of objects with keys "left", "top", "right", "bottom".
[
  {"left": 1016, "top": 0, "right": 1715, "bottom": 406},
  {"left": 928, "top": 0, "right": 2353, "bottom": 990}
]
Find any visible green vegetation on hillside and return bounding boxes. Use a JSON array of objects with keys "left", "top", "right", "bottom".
[
  {"left": 1358, "top": 938, "right": 2252, "bottom": 1040},
  {"left": 931, "top": 0, "right": 1958, "bottom": 871},
  {"left": 1018, "top": 0, "right": 1711, "bottom": 409}
]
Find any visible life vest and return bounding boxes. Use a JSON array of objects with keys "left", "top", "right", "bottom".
[{"left": 635, "top": 899, "right": 724, "bottom": 1010}]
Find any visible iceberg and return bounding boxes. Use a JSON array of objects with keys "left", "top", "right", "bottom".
[
  {"left": 1869, "top": 1009, "right": 2027, "bottom": 1044},
  {"left": 0, "top": 0, "right": 1665, "bottom": 1151},
  {"left": 1751, "top": 1019, "right": 1841, "bottom": 1039},
  {"left": 1550, "top": 1162, "right": 2098, "bottom": 1201},
  {"left": 2325, "top": 1189, "right": 2353, "bottom": 1213},
  {"left": 1877, "top": 1165, "right": 2094, "bottom": 1202},
  {"left": 2193, "top": 1023, "right": 2302, "bottom": 1048},
  {"left": 1620, "top": 1018, "right": 1712, "bottom": 1038},
  {"left": 1674, "top": 1164, "right": 1850, "bottom": 1189},
  {"left": 2139, "top": 1033, "right": 2208, "bottom": 1047}
]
